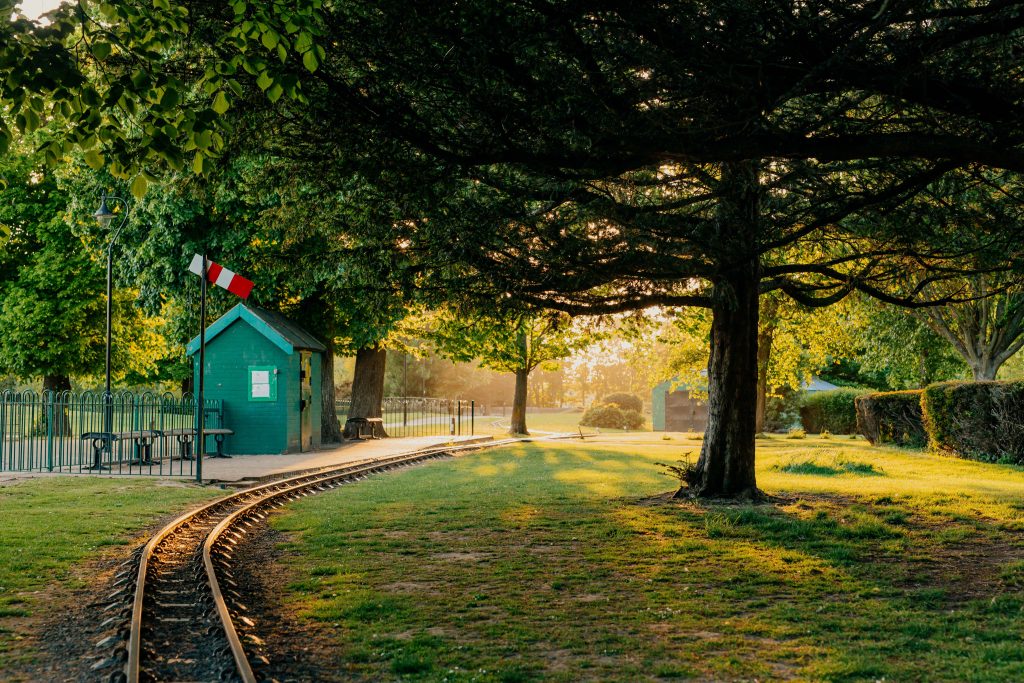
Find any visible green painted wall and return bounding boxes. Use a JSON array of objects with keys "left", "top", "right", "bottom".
[
  {"left": 652, "top": 380, "right": 670, "bottom": 431},
  {"left": 195, "top": 320, "right": 291, "bottom": 454}
]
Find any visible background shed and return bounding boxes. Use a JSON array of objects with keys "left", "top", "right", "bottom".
[
  {"left": 187, "top": 304, "right": 325, "bottom": 455},
  {"left": 651, "top": 380, "right": 708, "bottom": 432}
]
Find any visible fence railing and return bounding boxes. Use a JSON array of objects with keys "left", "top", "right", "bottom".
[
  {"left": 336, "top": 397, "right": 474, "bottom": 438},
  {"left": 0, "top": 390, "right": 222, "bottom": 475}
]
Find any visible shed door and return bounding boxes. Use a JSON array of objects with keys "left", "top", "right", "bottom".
[{"left": 300, "top": 351, "right": 313, "bottom": 452}]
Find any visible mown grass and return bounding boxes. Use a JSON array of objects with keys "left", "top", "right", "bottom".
[
  {"left": 476, "top": 408, "right": 652, "bottom": 437},
  {"left": 273, "top": 435, "right": 1024, "bottom": 682},
  {"left": 0, "top": 477, "right": 220, "bottom": 671}
]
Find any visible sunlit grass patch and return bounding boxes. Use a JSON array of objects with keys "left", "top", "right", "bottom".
[
  {"left": 272, "top": 436, "right": 1024, "bottom": 681},
  {"left": 774, "top": 452, "right": 884, "bottom": 477}
]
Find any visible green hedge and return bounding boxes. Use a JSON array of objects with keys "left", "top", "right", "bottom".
[
  {"left": 921, "top": 380, "right": 1024, "bottom": 464},
  {"left": 581, "top": 403, "right": 645, "bottom": 430},
  {"left": 600, "top": 393, "right": 643, "bottom": 413},
  {"left": 855, "top": 390, "right": 926, "bottom": 447},
  {"left": 799, "top": 388, "right": 866, "bottom": 434}
]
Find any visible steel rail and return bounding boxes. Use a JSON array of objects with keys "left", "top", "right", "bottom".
[{"left": 124, "top": 438, "right": 519, "bottom": 683}]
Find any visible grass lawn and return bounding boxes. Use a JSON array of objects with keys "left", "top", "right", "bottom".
[
  {"left": 475, "top": 408, "right": 652, "bottom": 436},
  {"left": 272, "top": 434, "right": 1024, "bottom": 682},
  {"left": 0, "top": 477, "right": 221, "bottom": 671}
]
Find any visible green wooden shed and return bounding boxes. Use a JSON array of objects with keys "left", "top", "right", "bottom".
[{"left": 187, "top": 304, "right": 325, "bottom": 455}]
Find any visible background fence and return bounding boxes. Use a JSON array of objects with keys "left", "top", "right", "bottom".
[
  {"left": 336, "top": 397, "right": 474, "bottom": 438},
  {"left": 0, "top": 390, "right": 222, "bottom": 475}
]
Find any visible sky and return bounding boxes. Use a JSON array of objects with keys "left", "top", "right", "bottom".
[{"left": 19, "top": 0, "right": 63, "bottom": 20}]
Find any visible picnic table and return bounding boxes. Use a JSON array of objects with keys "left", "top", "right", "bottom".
[
  {"left": 162, "top": 428, "right": 234, "bottom": 460},
  {"left": 80, "top": 427, "right": 235, "bottom": 468}
]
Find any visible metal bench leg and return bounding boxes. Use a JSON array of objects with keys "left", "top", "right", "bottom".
[
  {"left": 86, "top": 440, "right": 110, "bottom": 471},
  {"left": 179, "top": 436, "right": 194, "bottom": 461},
  {"left": 209, "top": 434, "right": 231, "bottom": 458}
]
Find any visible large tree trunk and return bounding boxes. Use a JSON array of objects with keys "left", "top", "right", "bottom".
[
  {"left": 42, "top": 374, "right": 72, "bottom": 437},
  {"left": 970, "top": 359, "right": 999, "bottom": 381},
  {"left": 684, "top": 261, "right": 762, "bottom": 499},
  {"left": 321, "top": 344, "right": 343, "bottom": 443},
  {"left": 510, "top": 368, "right": 529, "bottom": 435},
  {"left": 510, "top": 327, "right": 530, "bottom": 435},
  {"left": 43, "top": 374, "right": 71, "bottom": 392},
  {"left": 345, "top": 345, "right": 388, "bottom": 437},
  {"left": 681, "top": 162, "right": 762, "bottom": 500}
]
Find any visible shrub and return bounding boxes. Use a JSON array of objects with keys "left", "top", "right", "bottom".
[
  {"left": 855, "top": 390, "right": 926, "bottom": 447},
  {"left": 580, "top": 403, "right": 645, "bottom": 430},
  {"left": 600, "top": 392, "right": 644, "bottom": 414},
  {"left": 786, "top": 428, "right": 806, "bottom": 439},
  {"left": 921, "top": 380, "right": 1024, "bottom": 464},
  {"left": 799, "top": 388, "right": 866, "bottom": 434},
  {"left": 763, "top": 389, "right": 801, "bottom": 432}
]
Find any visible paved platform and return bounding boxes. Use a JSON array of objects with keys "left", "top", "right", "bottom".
[{"left": 199, "top": 434, "right": 494, "bottom": 483}]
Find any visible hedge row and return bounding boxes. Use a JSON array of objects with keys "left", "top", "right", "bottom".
[
  {"left": 854, "top": 380, "right": 1024, "bottom": 464},
  {"left": 921, "top": 381, "right": 1024, "bottom": 464},
  {"left": 854, "top": 390, "right": 927, "bottom": 447},
  {"left": 799, "top": 388, "right": 867, "bottom": 434}
]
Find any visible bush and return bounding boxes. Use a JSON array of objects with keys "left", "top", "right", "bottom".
[
  {"left": 580, "top": 403, "right": 645, "bottom": 430},
  {"left": 763, "top": 389, "right": 801, "bottom": 432},
  {"left": 799, "top": 388, "right": 866, "bottom": 434},
  {"left": 855, "top": 390, "right": 926, "bottom": 447},
  {"left": 600, "top": 392, "right": 643, "bottom": 414},
  {"left": 921, "top": 380, "right": 1024, "bottom": 464}
]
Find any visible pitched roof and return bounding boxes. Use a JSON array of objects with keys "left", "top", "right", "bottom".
[{"left": 186, "top": 303, "right": 327, "bottom": 356}]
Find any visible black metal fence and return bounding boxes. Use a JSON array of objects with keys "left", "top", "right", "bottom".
[
  {"left": 0, "top": 390, "right": 222, "bottom": 475},
  {"left": 335, "top": 397, "right": 474, "bottom": 438}
]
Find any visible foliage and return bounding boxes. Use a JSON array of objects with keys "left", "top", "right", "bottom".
[
  {"left": 763, "top": 391, "right": 802, "bottom": 433},
  {"left": 579, "top": 403, "right": 644, "bottom": 431},
  {"left": 424, "top": 309, "right": 589, "bottom": 376},
  {"left": 599, "top": 392, "right": 643, "bottom": 413},
  {"left": 922, "top": 381, "right": 1024, "bottom": 464},
  {"left": 799, "top": 388, "right": 867, "bottom": 435},
  {"left": 0, "top": 136, "right": 167, "bottom": 384},
  {"left": 855, "top": 390, "right": 927, "bottom": 448},
  {"left": 850, "top": 299, "right": 969, "bottom": 390}
]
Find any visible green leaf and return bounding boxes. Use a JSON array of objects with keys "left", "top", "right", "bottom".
[
  {"left": 84, "top": 149, "right": 105, "bottom": 170},
  {"left": 130, "top": 174, "right": 149, "bottom": 199},
  {"left": 261, "top": 30, "right": 279, "bottom": 50},
  {"left": 302, "top": 50, "right": 318, "bottom": 73},
  {"left": 192, "top": 152, "right": 205, "bottom": 174},
  {"left": 256, "top": 72, "right": 273, "bottom": 91},
  {"left": 267, "top": 82, "right": 284, "bottom": 103},
  {"left": 160, "top": 87, "right": 180, "bottom": 108},
  {"left": 153, "top": 0, "right": 170, "bottom": 9},
  {"left": 212, "top": 91, "right": 230, "bottom": 114},
  {"left": 91, "top": 42, "right": 112, "bottom": 60}
]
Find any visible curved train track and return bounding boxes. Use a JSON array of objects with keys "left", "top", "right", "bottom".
[{"left": 92, "top": 438, "right": 518, "bottom": 683}]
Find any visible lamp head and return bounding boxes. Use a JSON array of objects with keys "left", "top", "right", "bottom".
[{"left": 94, "top": 194, "right": 116, "bottom": 229}]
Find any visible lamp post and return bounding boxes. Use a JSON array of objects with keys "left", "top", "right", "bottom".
[{"left": 93, "top": 193, "right": 129, "bottom": 456}]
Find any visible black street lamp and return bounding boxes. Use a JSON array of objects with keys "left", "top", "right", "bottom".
[{"left": 93, "top": 193, "right": 130, "bottom": 453}]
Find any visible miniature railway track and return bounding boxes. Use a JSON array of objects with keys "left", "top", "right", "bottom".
[{"left": 92, "top": 439, "right": 517, "bottom": 683}]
